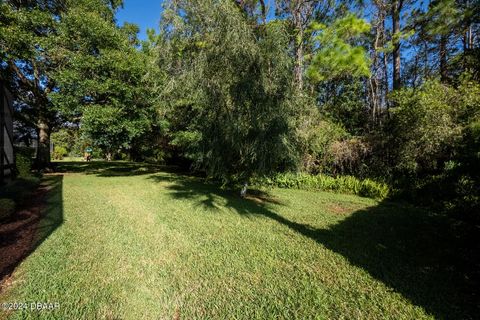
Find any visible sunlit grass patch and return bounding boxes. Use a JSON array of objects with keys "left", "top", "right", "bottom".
[{"left": 0, "top": 162, "right": 476, "bottom": 319}]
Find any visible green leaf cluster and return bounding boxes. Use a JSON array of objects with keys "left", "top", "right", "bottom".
[{"left": 307, "top": 14, "right": 371, "bottom": 83}]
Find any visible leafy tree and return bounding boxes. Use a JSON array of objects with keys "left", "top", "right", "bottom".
[
  {"left": 307, "top": 14, "right": 372, "bottom": 136},
  {"left": 51, "top": 128, "right": 77, "bottom": 153},
  {"left": 234, "top": 0, "right": 267, "bottom": 22},
  {"left": 0, "top": 0, "right": 64, "bottom": 167},
  {"left": 160, "top": 0, "right": 299, "bottom": 186},
  {"left": 275, "top": 0, "right": 332, "bottom": 90},
  {"left": 0, "top": 0, "right": 129, "bottom": 167},
  {"left": 317, "top": 78, "right": 370, "bottom": 135},
  {"left": 389, "top": 79, "right": 478, "bottom": 174}
]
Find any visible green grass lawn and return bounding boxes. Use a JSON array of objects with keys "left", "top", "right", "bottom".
[{"left": 0, "top": 162, "right": 478, "bottom": 319}]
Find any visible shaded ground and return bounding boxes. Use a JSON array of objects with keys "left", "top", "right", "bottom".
[
  {"left": 151, "top": 173, "right": 480, "bottom": 319},
  {"left": 0, "top": 161, "right": 478, "bottom": 319},
  {"left": 0, "top": 176, "right": 63, "bottom": 290},
  {"left": 54, "top": 160, "right": 185, "bottom": 177}
]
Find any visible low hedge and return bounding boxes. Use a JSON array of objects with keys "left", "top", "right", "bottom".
[{"left": 254, "top": 172, "right": 390, "bottom": 200}]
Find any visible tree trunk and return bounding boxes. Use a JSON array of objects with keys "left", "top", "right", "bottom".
[
  {"left": 391, "top": 0, "right": 402, "bottom": 90},
  {"left": 370, "top": 5, "right": 385, "bottom": 124},
  {"left": 294, "top": 15, "right": 304, "bottom": 91},
  {"left": 382, "top": 14, "right": 389, "bottom": 112},
  {"left": 467, "top": 25, "right": 473, "bottom": 49},
  {"left": 439, "top": 34, "right": 448, "bottom": 82},
  {"left": 36, "top": 117, "right": 51, "bottom": 168},
  {"left": 423, "top": 41, "right": 429, "bottom": 79}
]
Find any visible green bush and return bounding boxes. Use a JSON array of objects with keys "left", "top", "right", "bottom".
[
  {"left": 0, "top": 198, "right": 15, "bottom": 220},
  {"left": 254, "top": 172, "right": 389, "bottom": 200},
  {"left": 52, "top": 146, "right": 68, "bottom": 160},
  {"left": 389, "top": 79, "right": 480, "bottom": 175},
  {"left": 295, "top": 107, "right": 350, "bottom": 175},
  {"left": 388, "top": 80, "right": 480, "bottom": 220},
  {"left": 15, "top": 147, "right": 35, "bottom": 177}
]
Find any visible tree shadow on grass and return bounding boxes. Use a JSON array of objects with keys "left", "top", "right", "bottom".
[
  {"left": 150, "top": 173, "right": 480, "bottom": 319},
  {"left": 55, "top": 161, "right": 185, "bottom": 177},
  {"left": 150, "top": 174, "right": 285, "bottom": 209},
  {"left": 0, "top": 175, "right": 63, "bottom": 286}
]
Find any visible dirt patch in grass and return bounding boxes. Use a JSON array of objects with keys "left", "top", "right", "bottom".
[
  {"left": 0, "top": 181, "right": 54, "bottom": 291},
  {"left": 327, "top": 204, "right": 351, "bottom": 215},
  {"left": 327, "top": 203, "right": 369, "bottom": 216}
]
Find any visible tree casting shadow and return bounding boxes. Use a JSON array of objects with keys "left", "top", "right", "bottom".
[{"left": 150, "top": 173, "right": 480, "bottom": 319}]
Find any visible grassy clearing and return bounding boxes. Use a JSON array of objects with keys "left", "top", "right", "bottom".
[{"left": 0, "top": 162, "right": 477, "bottom": 319}]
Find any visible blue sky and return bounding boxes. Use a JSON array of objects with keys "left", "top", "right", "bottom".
[
  {"left": 116, "top": 0, "right": 277, "bottom": 40},
  {"left": 115, "top": 0, "right": 425, "bottom": 42},
  {"left": 116, "top": 0, "right": 163, "bottom": 40}
]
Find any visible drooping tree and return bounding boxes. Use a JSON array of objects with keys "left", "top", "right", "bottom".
[{"left": 159, "top": 0, "right": 299, "bottom": 186}]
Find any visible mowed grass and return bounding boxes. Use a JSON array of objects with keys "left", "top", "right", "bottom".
[{"left": 0, "top": 162, "right": 478, "bottom": 319}]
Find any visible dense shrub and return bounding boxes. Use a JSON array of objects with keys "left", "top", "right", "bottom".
[
  {"left": 0, "top": 177, "right": 40, "bottom": 203},
  {"left": 329, "top": 137, "right": 371, "bottom": 176},
  {"left": 0, "top": 198, "right": 15, "bottom": 221},
  {"left": 389, "top": 79, "right": 477, "bottom": 174},
  {"left": 52, "top": 146, "right": 68, "bottom": 160},
  {"left": 254, "top": 172, "right": 389, "bottom": 200},
  {"left": 295, "top": 107, "right": 374, "bottom": 177},
  {"left": 0, "top": 176, "right": 40, "bottom": 223},
  {"left": 387, "top": 78, "right": 480, "bottom": 219},
  {"left": 14, "top": 147, "right": 35, "bottom": 177},
  {"left": 295, "top": 107, "right": 350, "bottom": 174}
]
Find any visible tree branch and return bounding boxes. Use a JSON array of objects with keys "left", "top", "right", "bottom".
[{"left": 7, "top": 60, "right": 34, "bottom": 89}]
